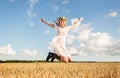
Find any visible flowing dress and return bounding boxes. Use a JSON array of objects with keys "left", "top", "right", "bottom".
[
  {"left": 51, "top": 17, "right": 83, "bottom": 57},
  {"left": 52, "top": 25, "right": 71, "bottom": 57}
]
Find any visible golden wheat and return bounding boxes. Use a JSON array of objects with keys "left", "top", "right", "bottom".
[{"left": 0, "top": 62, "right": 119, "bottom": 78}]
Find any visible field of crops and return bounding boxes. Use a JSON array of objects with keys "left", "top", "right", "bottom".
[{"left": 0, "top": 62, "right": 119, "bottom": 78}]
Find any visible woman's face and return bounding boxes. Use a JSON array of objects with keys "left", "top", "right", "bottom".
[{"left": 59, "top": 20, "right": 67, "bottom": 28}]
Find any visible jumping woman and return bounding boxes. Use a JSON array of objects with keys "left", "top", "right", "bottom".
[{"left": 41, "top": 16, "right": 83, "bottom": 63}]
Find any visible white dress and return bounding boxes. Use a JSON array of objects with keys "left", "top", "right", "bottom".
[
  {"left": 51, "top": 17, "right": 83, "bottom": 57},
  {"left": 52, "top": 25, "right": 71, "bottom": 57}
]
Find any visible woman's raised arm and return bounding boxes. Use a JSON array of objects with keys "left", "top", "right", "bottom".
[
  {"left": 41, "top": 18, "right": 55, "bottom": 28},
  {"left": 68, "top": 17, "right": 83, "bottom": 30}
]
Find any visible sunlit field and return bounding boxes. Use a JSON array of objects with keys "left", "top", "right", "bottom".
[{"left": 0, "top": 62, "right": 119, "bottom": 78}]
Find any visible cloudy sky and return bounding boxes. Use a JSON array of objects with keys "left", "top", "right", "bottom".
[{"left": 0, "top": 0, "right": 120, "bottom": 61}]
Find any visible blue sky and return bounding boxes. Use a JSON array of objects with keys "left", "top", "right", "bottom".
[{"left": 0, "top": 0, "right": 120, "bottom": 61}]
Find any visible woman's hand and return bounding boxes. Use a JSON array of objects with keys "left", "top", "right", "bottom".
[
  {"left": 41, "top": 18, "right": 46, "bottom": 23},
  {"left": 74, "top": 17, "right": 83, "bottom": 24},
  {"left": 78, "top": 17, "right": 83, "bottom": 21}
]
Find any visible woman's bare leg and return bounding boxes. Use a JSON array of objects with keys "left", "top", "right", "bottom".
[{"left": 60, "top": 56, "right": 68, "bottom": 63}]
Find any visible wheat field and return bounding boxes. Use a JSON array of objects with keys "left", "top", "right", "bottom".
[{"left": 0, "top": 62, "right": 120, "bottom": 78}]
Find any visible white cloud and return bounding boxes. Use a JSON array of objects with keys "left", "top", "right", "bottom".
[
  {"left": 52, "top": 4, "right": 59, "bottom": 12},
  {"left": 44, "top": 29, "right": 51, "bottom": 35},
  {"left": 29, "top": 21, "right": 35, "bottom": 27},
  {"left": 27, "top": 0, "right": 39, "bottom": 27},
  {"left": 29, "top": 0, "right": 39, "bottom": 9},
  {"left": 62, "top": 0, "right": 69, "bottom": 4},
  {"left": 66, "top": 19, "right": 120, "bottom": 56},
  {"left": 0, "top": 44, "right": 16, "bottom": 55},
  {"left": 63, "top": 8, "right": 70, "bottom": 13},
  {"left": 22, "top": 49, "right": 37, "bottom": 56},
  {"left": 27, "top": 10, "right": 36, "bottom": 18},
  {"left": 48, "top": 1, "right": 69, "bottom": 13},
  {"left": 65, "top": 9, "right": 70, "bottom": 13},
  {"left": 66, "top": 35, "right": 75, "bottom": 45},
  {"left": 28, "top": 0, "right": 39, "bottom": 17},
  {"left": 62, "top": 0, "right": 70, "bottom": 13},
  {"left": 106, "top": 11, "right": 118, "bottom": 18},
  {"left": 61, "top": 7, "right": 70, "bottom": 14}
]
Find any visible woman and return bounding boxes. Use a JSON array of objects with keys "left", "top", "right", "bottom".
[{"left": 41, "top": 16, "right": 83, "bottom": 63}]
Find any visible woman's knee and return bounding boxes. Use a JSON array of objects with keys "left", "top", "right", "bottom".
[
  {"left": 63, "top": 59, "right": 68, "bottom": 63},
  {"left": 60, "top": 56, "right": 68, "bottom": 63}
]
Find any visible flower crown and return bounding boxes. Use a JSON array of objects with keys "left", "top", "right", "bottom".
[{"left": 57, "top": 16, "right": 68, "bottom": 21}]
